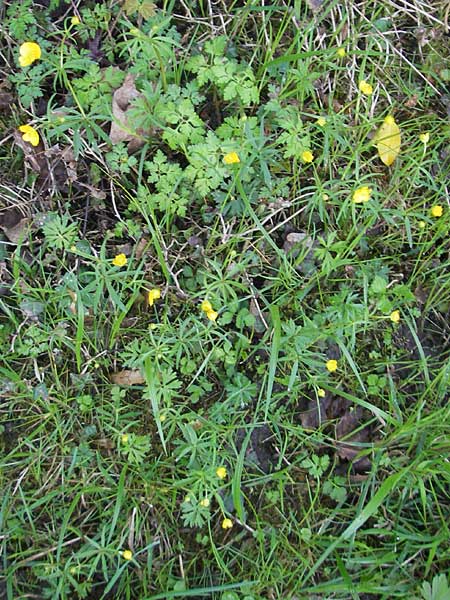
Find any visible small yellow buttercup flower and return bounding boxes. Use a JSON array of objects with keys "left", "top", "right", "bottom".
[
  {"left": 317, "top": 388, "right": 326, "bottom": 398},
  {"left": 19, "top": 42, "right": 42, "bottom": 67},
  {"left": 112, "top": 253, "right": 127, "bottom": 267},
  {"left": 419, "top": 132, "right": 430, "bottom": 144},
  {"left": 390, "top": 310, "right": 400, "bottom": 323},
  {"left": 358, "top": 80, "right": 373, "bottom": 96},
  {"left": 301, "top": 150, "right": 314, "bottom": 163},
  {"left": 206, "top": 309, "right": 218, "bottom": 322},
  {"left": 121, "top": 434, "right": 129, "bottom": 444},
  {"left": 199, "top": 498, "right": 210, "bottom": 508},
  {"left": 147, "top": 288, "right": 161, "bottom": 307},
  {"left": 336, "top": 47, "right": 346, "bottom": 58},
  {"left": 71, "top": 15, "right": 81, "bottom": 25},
  {"left": 222, "top": 518, "right": 233, "bottom": 529},
  {"left": 326, "top": 359, "right": 338, "bottom": 373},
  {"left": 431, "top": 205, "right": 443, "bottom": 217},
  {"left": 316, "top": 117, "right": 327, "bottom": 127},
  {"left": 18, "top": 124, "right": 40, "bottom": 147},
  {"left": 352, "top": 186, "right": 372, "bottom": 204},
  {"left": 223, "top": 152, "right": 240, "bottom": 165},
  {"left": 216, "top": 466, "right": 227, "bottom": 479},
  {"left": 200, "top": 300, "right": 213, "bottom": 313},
  {"left": 122, "top": 550, "right": 133, "bottom": 561}
]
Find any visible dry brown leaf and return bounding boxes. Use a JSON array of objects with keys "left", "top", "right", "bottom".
[
  {"left": 2, "top": 217, "right": 32, "bottom": 244},
  {"left": 135, "top": 237, "right": 149, "bottom": 259},
  {"left": 109, "top": 74, "right": 146, "bottom": 147},
  {"left": 61, "top": 146, "right": 78, "bottom": 182},
  {"left": 335, "top": 408, "right": 371, "bottom": 471},
  {"left": 110, "top": 369, "right": 145, "bottom": 385},
  {"left": 13, "top": 129, "right": 47, "bottom": 174}
]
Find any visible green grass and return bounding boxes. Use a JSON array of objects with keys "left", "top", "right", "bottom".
[{"left": 1, "top": 0, "right": 450, "bottom": 598}]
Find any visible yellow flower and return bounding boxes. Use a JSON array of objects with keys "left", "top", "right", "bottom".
[
  {"left": 359, "top": 80, "right": 373, "bottom": 96},
  {"left": 352, "top": 186, "right": 372, "bottom": 204},
  {"left": 301, "top": 150, "right": 314, "bottom": 163},
  {"left": 199, "top": 498, "right": 210, "bottom": 508},
  {"left": 336, "top": 47, "right": 346, "bottom": 58},
  {"left": 390, "top": 310, "right": 400, "bottom": 323},
  {"left": 112, "top": 253, "right": 127, "bottom": 267},
  {"left": 71, "top": 15, "right": 81, "bottom": 25},
  {"left": 159, "top": 414, "right": 166, "bottom": 422},
  {"left": 419, "top": 132, "right": 430, "bottom": 144},
  {"left": 18, "top": 124, "right": 40, "bottom": 147},
  {"left": 222, "top": 518, "right": 233, "bottom": 529},
  {"left": 122, "top": 550, "right": 133, "bottom": 561},
  {"left": 147, "top": 288, "right": 161, "bottom": 307},
  {"left": 216, "top": 466, "right": 227, "bottom": 479},
  {"left": 121, "top": 434, "right": 129, "bottom": 444},
  {"left": 317, "top": 388, "right": 326, "bottom": 398},
  {"left": 431, "top": 205, "right": 443, "bottom": 217},
  {"left": 326, "top": 359, "right": 338, "bottom": 373},
  {"left": 206, "top": 310, "right": 218, "bottom": 322},
  {"left": 19, "top": 42, "right": 42, "bottom": 67},
  {"left": 200, "top": 300, "right": 213, "bottom": 313},
  {"left": 223, "top": 152, "right": 240, "bottom": 165},
  {"left": 418, "top": 220, "right": 426, "bottom": 229},
  {"left": 316, "top": 117, "right": 327, "bottom": 127}
]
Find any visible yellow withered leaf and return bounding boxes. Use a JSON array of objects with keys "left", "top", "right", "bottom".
[{"left": 374, "top": 115, "right": 401, "bottom": 166}]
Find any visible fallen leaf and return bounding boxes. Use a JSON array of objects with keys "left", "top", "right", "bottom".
[
  {"left": 373, "top": 115, "right": 401, "bottom": 166},
  {"left": 135, "top": 237, "right": 149, "bottom": 259},
  {"left": 61, "top": 146, "right": 78, "bottom": 182},
  {"left": 13, "top": 129, "right": 47, "bottom": 174},
  {"left": 335, "top": 407, "right": 371, "bottom": 471},
  {"left": 2, "top": 217, "right": 31, "bottom": 244},
  {"left": 300, "top": 396, "right": 331, "bottom": 430},
  {"left": 109, "top": 74, "right": 146, "bottom": 148},
  {"left": 111, "top": 369, "right": 145, "bottom": 385}
]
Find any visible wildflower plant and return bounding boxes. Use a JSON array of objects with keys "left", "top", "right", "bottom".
[{"left": 3, "top": 1, "right": 450, "bottom": 599}]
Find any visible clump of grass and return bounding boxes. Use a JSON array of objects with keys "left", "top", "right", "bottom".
[{"left": 0, "top": 0, "right": 449, "bottom": 598}]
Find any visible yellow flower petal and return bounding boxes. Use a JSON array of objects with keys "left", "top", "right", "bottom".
[
  {"left": 316, "top": 117, "right": 327, "bottom": 127},
  {"left": 431, "top": 205, "right": 443, "bottom": 217},
  {"left": 71, "top": 16, "right": 81, "bottom": 25},
  {"left": 336, "top": 47, "right": 346, "bottom": 58},
  {"left": 19, "top": 42, "right": 41, "bottom": 67},
  {"left": 358, "top": 80, "right": 373, "bottom": 95},
  {"left": 216, "top": 466, "right": 227, "bottom": 479},
  {"left": 122, "top": 550, "right": 133, "bottom": 561},
  {"left": 112, "top": 253, "right": 127, "bottom": 267},
  {"left": 206, "top": 310, "right": 218, "bottom": 322},
  {"left": 199, "top": 498, "right": 210, "bottom": 508},
  {"left": 301, "top": 150, "right": 314, "bottom": 163},
  {"left": 317, "top": 388, "right": 326, "bottom": 398},
  {"left": 326, "top": 359, "right": 338, "bottom": 373},
  {"left": 221, "top": 518, "right": 233, "bottom": 529},
  {"left": 373, "top": 115, "right": 401, "bottom": 166},
  {"left": 223, "top": 152, "right": 240, "bottom": 165},
  {"left": 419, "top": 132, "right": 430, "bottom": 144},
  {"left": 18, "top": 124, "right": 40, "bottom": 147},
  {"left": 390, "top": 310, "right": 400, "bottom": 323},
  {"left": 147, "top": 288, "right": 161, "bottom": 306},
  {"left": 200, "top": 300, "right": 213, "bottom": 313},
  {"left": 352, "top": 186, "right": 372, "bottom": 204}
]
